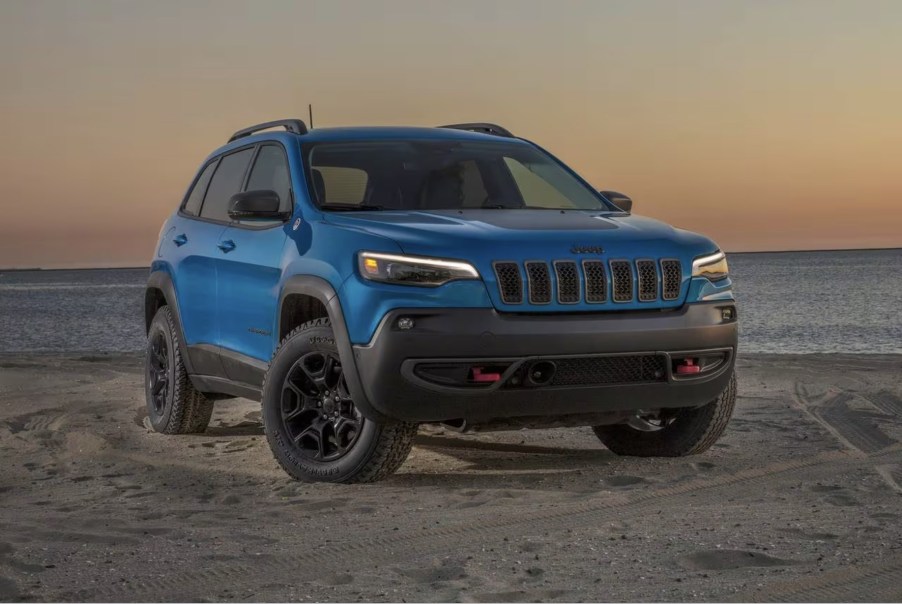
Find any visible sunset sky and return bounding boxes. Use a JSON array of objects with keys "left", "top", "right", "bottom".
[{"left": 1, "top": 0, "right": 900, "bottom": 268}]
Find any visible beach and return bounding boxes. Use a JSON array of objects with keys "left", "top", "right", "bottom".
[{"left": 1, "top": 353, "right": 901, "bottom": 602}]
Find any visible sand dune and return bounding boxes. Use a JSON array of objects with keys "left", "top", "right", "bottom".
[{"left": 1, "top": 353, "right": 901, "bottom": 602}]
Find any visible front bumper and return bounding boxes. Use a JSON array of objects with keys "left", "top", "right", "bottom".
[{"left": 346, "top": 302, "right": 738, "bottom": 423}]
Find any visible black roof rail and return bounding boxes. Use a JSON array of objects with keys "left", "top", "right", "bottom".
[
  {"left": 228, "top": 119, "right": 308, "bottom": 143},
  {"left": 439, "top": 122, "right": 514, "bottom": 138}
]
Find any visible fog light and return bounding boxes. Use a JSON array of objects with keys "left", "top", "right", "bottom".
[
  {"left": 397, "top": 317, "right": 415, "bottom": 330},
  {"left": 721, "top": 307, "right": 735, "bottom": 320}
]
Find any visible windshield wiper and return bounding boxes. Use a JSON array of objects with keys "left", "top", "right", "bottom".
[{"left": 319, "top": 203, "right": 384, "bottom": 212}]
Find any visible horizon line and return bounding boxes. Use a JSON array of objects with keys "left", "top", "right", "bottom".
[{"left": 2, "top": 246, "right": 900, "bottom": 272}]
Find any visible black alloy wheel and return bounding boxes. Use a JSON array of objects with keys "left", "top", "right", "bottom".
[
  {"left": 147, "top": 330, "right": 170, "bottom": 415},
  {"left": 280, "top": 351, "right": 363, "bottom": 461},
  {"left": 263, "top": 318, "right": 417, "bottom": 483}
]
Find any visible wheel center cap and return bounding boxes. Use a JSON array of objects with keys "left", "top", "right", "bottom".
[{"left": 322, "top": 392, "right": 336, "bottom": 414}]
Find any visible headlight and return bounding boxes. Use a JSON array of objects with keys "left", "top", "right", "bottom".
[
  {"left": 692, "top": 251, "right": 729, "bottom": 281},
  {"left": 358, "top": 251, "right": 480, "bottom": 287}
]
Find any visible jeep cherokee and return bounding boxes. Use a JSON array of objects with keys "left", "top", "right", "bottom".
[{"left": 145, "top": 119, "right": 738, "bottom": 483}]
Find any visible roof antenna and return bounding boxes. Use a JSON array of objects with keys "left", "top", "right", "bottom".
[{"left": 308, "top": 103, "right": 314, "bottom": 129}]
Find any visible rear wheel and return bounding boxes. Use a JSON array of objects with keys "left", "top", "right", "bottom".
[
  {"left": 593, "top": 372, "right": 736, "bottom": 457},
  {"left": 145, "top": 306, "right": 214, "bottom": 434},
  {"left": 262, "top": 318, "right": 417, "bottom": 483}
]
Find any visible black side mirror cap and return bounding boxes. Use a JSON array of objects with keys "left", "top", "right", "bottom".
[
  {"left": 228, "top": 190, "right": 288, "bottom": 221},
  {"left": 601, "top": 190, "right": 632, "bottom": 213}
]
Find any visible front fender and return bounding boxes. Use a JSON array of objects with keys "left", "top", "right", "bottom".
[{"left": 278, "top": 275, "right": 385, "bottom": 422}]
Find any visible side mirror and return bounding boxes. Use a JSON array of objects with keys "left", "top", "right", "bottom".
[
  {"left": 228, "top": 190, "right": 288, "bottom": 221},
  {"left": 601, "top": 190, "right": 632, "bottom": 213}
]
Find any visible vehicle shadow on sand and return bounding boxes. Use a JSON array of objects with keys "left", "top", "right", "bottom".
[{"left": 388, "top": 433, "right": 622, "bottom": 488}]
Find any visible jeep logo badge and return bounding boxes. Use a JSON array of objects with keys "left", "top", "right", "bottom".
[{"left": 570, "top": 245, "right": 604, "bottom": 254}]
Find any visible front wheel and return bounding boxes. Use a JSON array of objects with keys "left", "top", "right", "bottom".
[
  {"left": 262, "top": 318, "right": 417, "bottom": 483},
  {"left": 593, "top": 372, "right": 736, "bottom": 457}
]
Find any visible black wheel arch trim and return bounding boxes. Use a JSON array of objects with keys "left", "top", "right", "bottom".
[
  {"left": 277, "top": 275, "right": 385, "bottom": 422},
  {"left": 145, "top": 270, "right": 197, "bottom": 377}
]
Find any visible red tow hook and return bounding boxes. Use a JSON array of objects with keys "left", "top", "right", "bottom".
[
  {"left": 471, "top": 367, "right": 502, "bottom": 383},
  {"left": 676, "top": 358, "right": 701, "bottom": 375}
]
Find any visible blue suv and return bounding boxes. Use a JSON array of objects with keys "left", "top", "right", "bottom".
[{"left": 145, "top": 119, "right": 738, "bottom": 483}]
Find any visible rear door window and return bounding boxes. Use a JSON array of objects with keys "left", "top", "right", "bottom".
[
  {"left": 182, "top": 161, "right": 218, "bottom": 216},
  {"left": 199, "top": 147, "right": 254, "bottom": 221}
]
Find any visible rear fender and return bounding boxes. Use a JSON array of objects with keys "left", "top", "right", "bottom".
[{"left": 145, "top": 270, "right": 196, "bottom": 377}]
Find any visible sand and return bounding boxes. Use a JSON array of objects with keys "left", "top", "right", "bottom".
[{"left": 1, "top": 353, "right": 901, "bottom": 602}]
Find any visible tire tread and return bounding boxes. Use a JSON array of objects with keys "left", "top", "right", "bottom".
[
  {"left": 148, "top": 306, "right": 214, "bottom": 434},
  {"left": 593, "top": 373, "right": 736, "bottom": 457},
  {"left": 262, "top": 318, "right": 416, "bottom": 483}
]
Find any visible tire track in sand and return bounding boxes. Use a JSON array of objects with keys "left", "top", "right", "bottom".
[
  {"left": 727, "top": 555, "right": 902, "bottom": 602},
  {"left": 794, "top": 385, "right": 897, "bottom": 455},
  {"left": 63, "top": 449, "right": 886, "bottom": 602}
]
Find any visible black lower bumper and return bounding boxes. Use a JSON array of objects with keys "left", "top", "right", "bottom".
[{"left": 348, "top": 302, "right": 738, "bottom": 423}]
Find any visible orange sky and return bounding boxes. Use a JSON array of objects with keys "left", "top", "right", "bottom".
[{"left": 1, "top": 0, "right": 900, "bottom": 268}]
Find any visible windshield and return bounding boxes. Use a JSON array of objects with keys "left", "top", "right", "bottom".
[{"left": 305, "top": 140, "right": 613, "bottom": 211}]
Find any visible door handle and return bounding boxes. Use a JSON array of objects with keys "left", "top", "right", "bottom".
[
  {"left": 173, "top": 233, "right": 188, "bottom": 247},
  {"left": 217, "top": 239, "right": 236, "bottom": 253}
]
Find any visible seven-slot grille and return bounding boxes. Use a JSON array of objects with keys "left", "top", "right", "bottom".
[{"left": 492, "top": 258, "right": 682, "bottom": 306}]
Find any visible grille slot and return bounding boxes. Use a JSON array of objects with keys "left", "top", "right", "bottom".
[
  {"left": 493, "top": 262, "right": 523, "bottom": 304},
  {"left": 609, "top": 260, "right": 634, "bottom": 302},
  {"left": 661, "top": 259, "right": 682, "bottom": 300},
  {"left": 636, "top": 259, "right": 658, "bottom": 302},
  {"left": 549, "top": 354, "right": 667, "bottom": 386},
  {"left": 582, "top": 260, "right": 607, "bottom": 303},
  {"left": 553, "top": 261, "right": 580, "bottom": 304},
  {"left": 525, "top": 261, "right": 552, "bottom": 304}
]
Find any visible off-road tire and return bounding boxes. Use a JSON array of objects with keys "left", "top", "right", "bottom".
[
  {"left": 593, "top": 372, "right": 736, "bottom": 456},
  {"left": 145, "top": 306, "right": 214, "bottom": 434},
  {"left": 262, "top": 318, "right": 417, "bottom": 483}
]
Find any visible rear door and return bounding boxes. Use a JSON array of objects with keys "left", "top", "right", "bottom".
[
  {"left": 172, "top": 146, "right": 255, "bottom": 376},
  {"left": 163, "top": 158, "right": 228, "bottom": 376},
  {"left": 216, "top": 143, "right": 293, "bottom": 382}
]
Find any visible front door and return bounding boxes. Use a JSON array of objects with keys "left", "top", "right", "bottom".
[{"left": 215, "top": 143, "right": 293, "bottom": 384}]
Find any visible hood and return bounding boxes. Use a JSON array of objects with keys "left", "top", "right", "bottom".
[
  {"left": 324, "top": 209, "right": 715, "bottom": 258},
  {"left": 324, "top": 209, "right": 718, "bottom": 311}
]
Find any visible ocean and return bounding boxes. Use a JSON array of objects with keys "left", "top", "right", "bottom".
[{"left": 1, "top": 249, "right": 900, "bottom": 354}]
